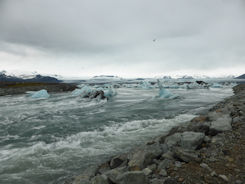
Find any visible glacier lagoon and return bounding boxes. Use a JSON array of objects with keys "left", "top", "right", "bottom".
[{"left": 0, "top": 82, "right": 234, "bottom": 184}]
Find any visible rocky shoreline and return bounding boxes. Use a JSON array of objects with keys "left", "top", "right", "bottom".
[{"left": 65, "top": 84, "right": 245, "bottom": 184}]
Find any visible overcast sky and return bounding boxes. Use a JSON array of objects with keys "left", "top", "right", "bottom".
[{"left": 0, "top": 0, "right": 245, "bottom": 78}]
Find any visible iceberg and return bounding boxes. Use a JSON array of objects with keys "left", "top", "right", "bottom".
[
  {"left": 71, "top": 86, "right": 93, "bottom": 97},
  {"left": 140, "top": 81, "right": 154, "bottom": 89},
  {"left": 30, "top": 89, "right": 50, "bottom": 99},
  {"left": 211, "top": 83, "right": 223, "bottom": 88},
  {"left": 104, "top": 87, "right": 117, "bottom": 98},
  {"left": 157, "top": 80, "right": 177, "bottom": 99}
]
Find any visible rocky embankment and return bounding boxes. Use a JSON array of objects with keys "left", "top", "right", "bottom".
[
  {"left": 0, "top": 82, "right": 77, "bottom": 96},
  {"left": 66, "top": 84, "right": 245, "bottom": 184}
]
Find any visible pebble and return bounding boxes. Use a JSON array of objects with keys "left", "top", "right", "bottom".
[
  {"left": 219, "top": 175, "right": 228, "bottom": 182},
  {"left": 235, "top": 180, "right": 243, "bottom": 184},
  {"left": 159, "top": 169, "right": 167, "bottom": 177},
  {"left": 210, "top": 171, "right": 217, "bottom": 177},
  {"left": 142, "top": 168, "right": 152, "bottom": 176},
  {"left": 200, "top": 163, "right": 212, "bottom": 172}
]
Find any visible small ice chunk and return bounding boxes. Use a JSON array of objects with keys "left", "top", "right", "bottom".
[
  {"left": 157, "top": 80, "right": 177, "bottom": 99},
  {"left": 31, "top": 89, "right": 50, "bottom": 99},
  {"left": 212, "top": 83, "right": 223, "bottom": 88},
  {"left": 103, "top": 86, "right": 117, "bottom": 98}
]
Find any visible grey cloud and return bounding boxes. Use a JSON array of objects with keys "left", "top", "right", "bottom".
[{"left": 0, "top": 0, "right": 245, "bottom": 76}]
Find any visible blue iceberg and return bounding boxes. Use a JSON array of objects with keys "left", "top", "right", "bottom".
[
  {"left": 31, "top": 89, "right": 50, "bottom": 99},
  {"left": 71, "top": 86, "right": 93, "bottom": 97}
]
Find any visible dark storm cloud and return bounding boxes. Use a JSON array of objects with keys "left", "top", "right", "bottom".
[{"left": 0, "top": 0, "right": 245, "bottom": 77}]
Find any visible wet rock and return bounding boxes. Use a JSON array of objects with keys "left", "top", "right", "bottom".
[
  {"left": 163, "top": 178, "right": 178, "bottom": 184},
  {"left": 116, "top": 171, "right": 149, "bottom": 184},
  {"left": 174, "top": 161, "right": 182, "bottom": 168},
  {"left": 187, "top": 121, "right": 211, "bottom": 134},
  {"left": 159, "top": 169, "right": 167, "bottom": 177},
  {"left": 165, "top": 131, "right": 205, "bottom": 150},
  {"left": 110, "top": 155, "right": 126, "bottom": 169},
  {"left": 179, "top": 131, "right": 205, "bottom": 150},
  {"left": 96, "top": 162, "right": 111, "bottom": 175},
  {"left": 150, "top": 178, "right": 165, "bottom": 184},
  {"left": 173, "top": 148, "right": 201, "bottom": 163},
  {"left": 128, "top": 144, "right": 163, "bottom": 170},
  {"left": 72, "top": 167, "right": 95, "bottom": 184},
  {"left": 164, "top": 133, "right": 181, "bottom": 148},
  {"left": 210, "top": 171, "right": 217, "bottom": 177},
  {"left": 158, "top": 159, "right": 173, "bottom": 170},
  {"left": 235, "top": 180, "right": 243, "bottom": 184},
  {"left": 200, "top": 163, "right": 212, "bottom": 172},
  {"left": 147, "top": 164, "right": 157, "bottom": 171},
  {"left": 143, "top": 168, "right": 152, "bottom": 176},
  {"left": 91, "top": 175, "right": 109, "bottom": 184},
  {"left": 209, "top": 115, "right": 232, "bottom": 135},
  {"left": 104, "top": 167, "right": 126, "bottom": 183},
  {"left": 191, "top": 115, "right": 209, "bottom": 123},
  {"left": 161, "top": 151, "right": 174, "bottom": 160}
]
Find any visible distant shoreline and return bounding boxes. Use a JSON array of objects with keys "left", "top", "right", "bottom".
[{"left": 0, "top": 82, "right": 78, "bottom": 96}]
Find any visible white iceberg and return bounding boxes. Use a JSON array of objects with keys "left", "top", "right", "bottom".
[
  {"left": 211, "top": 83, "right": 223, "bottom": 88},
  {"left": 104, "top": 87, "right": 117, "bottom": 98},
  {"left": 71, "top": 85, "right": 93, "bottom": 97},
  {"left": 30, "top": 89, "right": 50, "bottom": 99}
]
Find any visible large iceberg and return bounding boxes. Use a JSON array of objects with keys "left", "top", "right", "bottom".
[
  {"left": 71, "top": 85, "right": 117, "bottom": 100},
  {"left": 30, "top": 89, "right": 50, "bottom": 99},
  {"left": 71, "top": 86, "right": 93, "bottom": 97}
]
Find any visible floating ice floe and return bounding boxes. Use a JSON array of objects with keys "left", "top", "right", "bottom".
[
  {"left": 71, "top": 85, "right": 117, "bottom": 100},
  {"left": 211, "top": 83, "right": 223, "bottom": 88},
  {"left": 29, "top": 89, "right": 50, "bottom": 99},
  {"left": 140, "top": 81, "right": 154, "bottom": 89}
]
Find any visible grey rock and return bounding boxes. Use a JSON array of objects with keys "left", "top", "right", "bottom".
[
  {"left": 204, "top": 136, "right": 211, "bottom": 143},
  {"left": 164, "top": 133, "right": 182, "bottom": 148},
  {"left": 150, "top": 178, "right": 165, "bottom": 184},
  {"left": 143, "top": 168, "right": 152, "bottom": 176},
  {"left": 210, "top": 171, "right": 217, "bottom": 177},
  {"left": 187, "top": 121, "right": 211, "bottom": 134},
  {"left": 163, "top": 178, "right": 178, "bottom": 184},
  {"left": 174, "top": 161, "right": 182, "bottom": 168},
  {"left": 164, "top": 132, "right": 205, "bottom": 150},
  {"left": 209, "top": 115, "right": 232, "bottom": 135},
  {"left": 128, "top": 144, "right": 163, "bottom": 169},
  {"left": 91, "top": 175, "right": 109, "bottom": 184},
  {"left": 147, "top": 164, "right": 157, "bottom": 171},
  {"left": 218, "top": 174, "right": 228, "bottom": 182},
  {"left": 110, "top": 155, "right": 125, "bottom": 169},
  {"left": 161, "top": 151, "right": 174, "bottom": 160},
  {"left": 179, "top": 131, "right": 205, "bottom": 150},
  {"left": 116, "top": 171, "right": 149, "bottom": 184},
  {"left": 104, "top": 167, "right": 126, "bottom": 183},
  {"left": 200, "top": 163, "right": 212, "bottom": 172},
  {"left": 158, "top": 159, "right": 172, "bottom": 170},
  {"left": 159, "top": 169, "right": 167, "bottom": 177},
  {"left": 173, "top": 148, "right": 201, "bottom": 163},
  {"left": 235, "top": 180, "right": 243, "bottom": 184},
  {"left": 232, "top": 116, "right": 241, "bottom": 124}
]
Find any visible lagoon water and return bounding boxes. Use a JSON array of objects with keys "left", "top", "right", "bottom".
[{"left": 0, "top": 85, "right": 233, "bottom": 184}]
